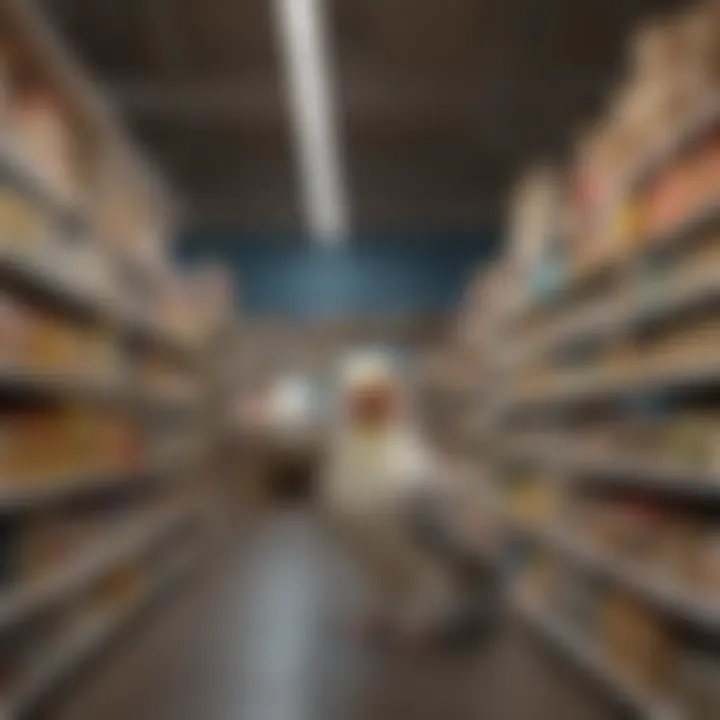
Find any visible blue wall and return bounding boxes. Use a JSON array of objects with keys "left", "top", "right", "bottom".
[{"left": 177, "top": 233, "right": 496, "bottom": 318}]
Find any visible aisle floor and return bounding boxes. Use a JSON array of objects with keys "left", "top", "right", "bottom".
[{"left": 44, "top": 507, "right": 616, "bottom": 720}]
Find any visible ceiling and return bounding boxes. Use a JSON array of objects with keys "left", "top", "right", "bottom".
[{"left": 40, "top": 0, "right": 683, "bottom": 237}]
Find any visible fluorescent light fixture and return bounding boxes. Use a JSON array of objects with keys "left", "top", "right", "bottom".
[{"left": 273, "top": 0, "right": 349, "bottom": 244}]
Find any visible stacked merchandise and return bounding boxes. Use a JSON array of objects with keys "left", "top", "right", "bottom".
[
  {"left": 420, "top": 268, "right": 514, "bottom": 559},
  {"left": 418, "top": 346, "right": 483, "bottom": 455},
  {"left": 456, "top": 3, "right": 720, "bottom": 718},
  {"left": 0, "top": 3, "right": 239, "bottom": 715}
]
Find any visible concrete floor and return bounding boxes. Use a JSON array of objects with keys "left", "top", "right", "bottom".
[{"left": 41, "top": 507, "right": 617, "bottom": 720}]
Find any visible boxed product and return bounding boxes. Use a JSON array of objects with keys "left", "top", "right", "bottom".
[
  {"left": 571, "top": 124, "right": 634, "bottom": 268},
  {"left": 629, "top": 8, "right": 720, "bottom": 90},
  {"left": 643, "top": 132, "right": 720, "bottom": 239},
  {"left": 0, "top": 293, "right": 31, "bottom": 366},
  {"left": 0, "top": 189, "right": 50, "bottom": 252},
  {"left": 507, "top": 166, "right": 566, "bottom": 294},
  {"left": 601, "top": 590, "right": 678, "bottom": 693},
  {"left": 7, "top": 87, "right": 80, "bottom": 208}
]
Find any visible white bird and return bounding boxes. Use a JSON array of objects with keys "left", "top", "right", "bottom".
[{"left": 321, "top": 351, "right": 457, "bottom": 643}]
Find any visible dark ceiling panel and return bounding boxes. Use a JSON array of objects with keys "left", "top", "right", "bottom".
[
  {"left": 40, "top": 0, "right": 690, "bottom": 237},
  {"left": 175, "top": 0, "right": 278, "bottom": 75},
  {"left": 41, "top": 0, "right": 153, "bottom": 78}
]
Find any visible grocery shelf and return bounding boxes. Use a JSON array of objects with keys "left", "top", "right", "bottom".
[
  {"left": 4, "top": 547, "right": 200, "bottom": 719},
  {"left": 507, "top": 198, "right": 720, "bottom": 336},
  {"left": 0, "top": 506, "right": 188, "bottom": 631},
  {"left": 507, "top": 516, "right": 720, "bottom": 633},
  {"left": 0, "top": 3, "right": 233, "bottom": 715},
  {"left": 509, "top": 254, "right": 619, "bottom": 328},
  {"left": 143, "top": 390, "right": 204, "bottom": 416},
  {"left": 0, "top": 143, "right": 85, "bottom": 229},
  {"left": 541, "top": 530, "right": 720, "bottom": 633},
  {"left": 499, "top": 436, "right": 720, "bottom": 498},
  {"left": 123, "top": 315, "right": 203, "bottom": 371},
  {"left": 572, "top": 456, "right": 720, "bottom": 498},
  {"left": 0, "top": 469, "right": 145, "bottom": 511},
  {"left": 0, "top": 248, "right": 115, "bottom": 324},
  {"left": 516, "top": 302, "right": 621, "bottom": 368},
  {"left": 455, "top": 29, "right": 720, "bottom": 720},
  {"left": 626, "top": 94, "right": 720, "bottom": 195},
  {"left": 0, "top": 458, "right": 187, "bottom": 512},
  {"left": 0, "top": 365, "right": 128, "bottom": 403},
  {"left": 517, "top": 599, "right": 679, "bottom": 720},
  {"left": 508, "top": 361, "right": 720, "bottom": 414},
  {"left": 642, "top": 200, "right": 720, "bottom": 260},
  {"left": 517, "top": 269, "right": 720, "bottom": 369},
  {"left": 0, "top": 250, "right": 203, "bottom": 370}
]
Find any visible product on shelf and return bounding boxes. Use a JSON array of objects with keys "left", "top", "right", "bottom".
[
  {"left": 0, "top": 405, "right": 144, "bottom": 489},
  {"left": 0, "top": 289, "right": 122, "bottom": 377},
  {"left": 0, "top": 6, "right": 229, "bottom": 712},
  {"left": 471, "top": 5, "right": 720, "bottom": 718},
  {"left": 600, "top": 589, "right": 678, "bottom": 693},
  {"left": 642, "top": 132, "right": 720, "bottom": 241},
  {"left": 0, "top": 189, "right": 51, "bottom": 252},
  {"left": 507, "top": 166, "right": 567, "bottom": 301},
  {"left": 7, "top": 86, "right": 80, "bottom": 208}
]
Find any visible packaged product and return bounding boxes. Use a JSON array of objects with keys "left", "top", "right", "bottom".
[
  {"left": 668, "top": 134, "right": 720, "bottom": 220},
  {"left": 8, "top": 88, "right": 79, "bottom": 207},
  {"left": 0, "top": 189, "right": 49, "bottom": 251},
  {"left": 602, "top": 590, "right": 677, "bottom": 692},
  {"left": 629, "top": 17, "right": 687, "bottom": 83},
  {"left": 572, "top": 124, "right": 636, "bottom": 269},
  {"left": 663, "top": 416, "right": 716, "bottom": 469},
  {"left": 510, "top": 476, "right": 556, "bottom": 527},
  {"left": 507, "top": 166, "right": 565, "bottom": 292},
  {"left": 0, "top": 293, "right": 30, "bottom": 366},
  {"left": 677, "top": 3, "right": 720, "bottom": 84}
]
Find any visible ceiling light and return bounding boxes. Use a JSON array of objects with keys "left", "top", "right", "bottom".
[{"left": 273, "top": 0, "right": 349, "bottom": 244}]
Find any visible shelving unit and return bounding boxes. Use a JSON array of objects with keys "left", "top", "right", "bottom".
[
  {"left": 450, "top": 8, "right": 720, "bottom": 718},
  {"left": 0, "top": 505, "right": 188, "bottom": 631},
  {"left": 516, "top": 598, "right": 680, "bottom": 720},
  {"left": 0, "top": 3, "right": 239, "bottom": 715},
  {"left": 2, "top": 543, "right": 200, "bottom": 720}
]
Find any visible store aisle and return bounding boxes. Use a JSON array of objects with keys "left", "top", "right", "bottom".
[{"left": 43, "top": 507, "right": 615, "bottom": 720}]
